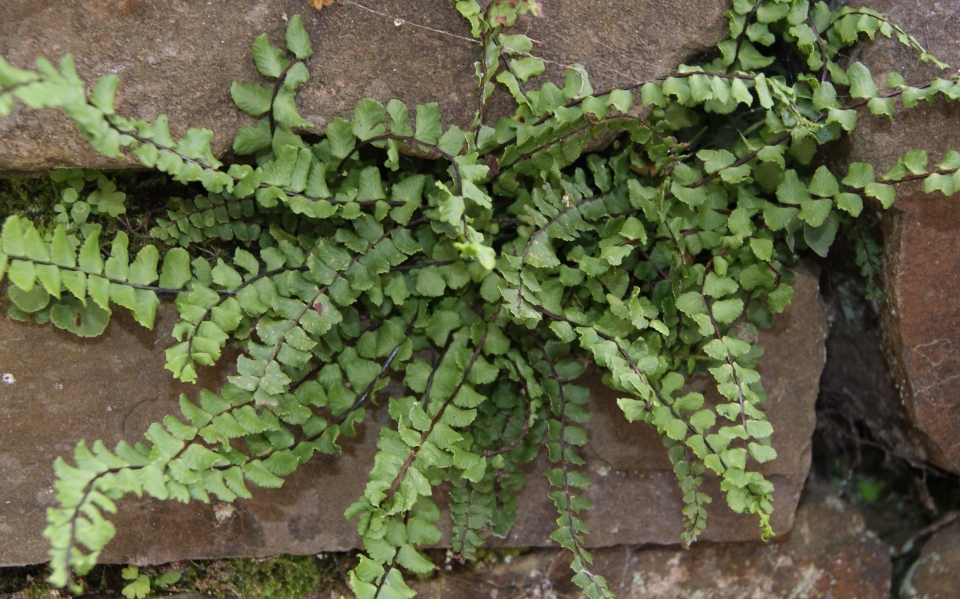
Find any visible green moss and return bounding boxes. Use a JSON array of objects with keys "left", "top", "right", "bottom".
[
  {"left": 191, "top": 555, "right": 343, "bottom": 599},
  {"left": 0, "top": 564, "right": 51, "bottom": 598},
  {"left": 463, "top": 546, "right": 528, "bottom": 570},
  {"left": 0, "top": 170, "right": 190, "bottom": 248},
  {"left": 1, "top": 555, "right": 346, "bottom": 599},
  {"left": 23, "top": 582, "right": 57, "bottom": 599},
  {"left": 0, "top": 176, "right": 63, "bottom": 227}
]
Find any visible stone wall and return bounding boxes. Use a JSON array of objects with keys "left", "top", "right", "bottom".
[
  {"left": 835, "top": 0, "right": 960, "bottom": 474},
  {"left": 409, "top": 485, "right": 892, "bottom": 599},
  {"left": 0, "top": 266, "right": 825, "bottom": 565},
  {"left": 0, "top": 0, "right": 726, "bottom": 174},
  {"left": 2, "top": 2, "right": 960, "bottom": 596}
]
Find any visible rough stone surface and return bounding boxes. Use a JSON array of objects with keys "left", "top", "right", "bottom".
[
  {"left": 0, "top": 0, "right": 727, "bottom": 174},
  {"left": 840, "top": 0, "right": 960, "bottom": 181},
  {"left": 816, "top": 271, "right": 934, "bottom": 476},
  {"left": 901, "top": 520, "right": 960, "bottom": 599},
  {"left": 880, "top": 195, "right": 960, "bottom": 473},
  {"left": 494, "top": 264, "right": 825, "bottom": 548},
  {"left": 833, "top": 0, "right": 960, "bottom": 474},
  {"left": 0, "top": 266, "right": 825, "bottom": 567},
  {"left": 411, "top": 485, "right": 891, "bottom": 599}
]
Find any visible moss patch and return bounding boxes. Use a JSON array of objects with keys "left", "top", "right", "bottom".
[
  {"left": 0, "top": 169, "right": 206, "bottom": 261},
  {"left": 187, "top": 555, "right": 348, "bottom": 599},
  {"left": 0, "top": 176, "right": 63, "bottom": 227},
  {"left": 0, "top": 555, "right": 352, "bottom": 599}
]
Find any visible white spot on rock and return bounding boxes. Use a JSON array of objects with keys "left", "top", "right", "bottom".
[
  {"left": 214, "top": 502, "right": 236, "bottom": 523},
  {"left": 1, "top": 373, "right": 14, "bottom": 385}
]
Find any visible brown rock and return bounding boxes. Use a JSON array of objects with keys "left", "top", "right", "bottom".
[
  {"left": 411, "top": 484, "right": 891, "bottom": 599},
  {"left": 901, "top": 520, "right": 960, "bottom": 599},
  {"left": 841, "top": 0, "right": 960, "bottom": 182},
  {"left": 0, "top": 265, "right": 825, "bottom": 567},
  {"left": 499, "top": 263, "right": 826, "bottom": 547},
  {"left": 816, "top": 271, "right": 934, "bottom": 483},
  {"left": 0, "top": 303, "right": 386, "bottom": 566},
  {"left": 0, "top": 0, "right": 727, "bottom": 174},
  {"left": 881, "top": 195, "right": 960, "bottom": 472},
  {"left": 834, "top": 1, "right": 960, "bottom": 473}
]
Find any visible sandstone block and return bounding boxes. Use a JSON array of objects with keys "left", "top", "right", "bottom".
[
  {"left": 901, "top": 520, "right": 960, "bottom": 599},
  {"left": 497, "top": 263, "right": 825, "bottom": 548},
  {"left": 0, "top": 0, "right": 727, "bottom": 174},
  {"left": 0, "top": 266, "right": 825, "bottom": 566},
  {"left": 881, "top": 196, "right": 960, "bottom": 473},
  {"left": 834, "top": 0, "right": 960, "bottom": 473},
  {"left": 411, "top": 484, "right": 891, "bottom": 599},
  {"left": 840, "top": 1, "right": 960, "bottom": 179},
  {"left": 816, "top": 272, "right": 935, "bottom": 474}
]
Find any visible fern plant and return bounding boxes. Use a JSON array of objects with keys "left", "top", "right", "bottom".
[{"left": 0, "top": 1, "right": 958, "bottom": 597}]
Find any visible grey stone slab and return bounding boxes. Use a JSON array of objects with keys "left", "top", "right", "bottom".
[
  {"left": 0, "top": 265, "right": 825, "bottom": 566},
  {"left": 0, "top": 0, "right": 727, "bottom": 174}
]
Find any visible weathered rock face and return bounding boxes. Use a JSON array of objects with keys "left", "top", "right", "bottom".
[
  {"left": 836, "top": 0, "right": 960, "bottom": 474},
  {"left": 881, "top": 197, "right": 960, "bottom": 473},
  {"left": 0, "top": 0, "right": 728, "bottom": 174},
  {"left": 500, "top": 263, "right": 826, "bottom": 548},
  {"left": 841, "top": 0, "right": 960, "bottom": 180},
  {"left": 816, "top": 272, "right": 934, "bottom": 474},
  {"left": 410, "top": 485, "right": 891, "bottom": 599},
  {"left": 901, "top": 520, "right": 960, "bottom": 599},
  {"left": 0, "top": 266, "right": 825, "bottom": 567}
]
